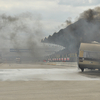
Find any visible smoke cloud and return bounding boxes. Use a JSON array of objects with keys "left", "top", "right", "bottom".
[
  {"left": 0, "top": 12, "right": 45, "bottom": 61},
  {"left": 42, "top": 6, "right": 100, "bottom": 53}
]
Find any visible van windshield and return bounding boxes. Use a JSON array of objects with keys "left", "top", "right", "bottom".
[{"left": 83, "top": 51, "right": 100, "bottom": 59}]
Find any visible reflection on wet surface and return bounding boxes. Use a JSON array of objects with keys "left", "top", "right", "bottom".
[{"left": 0, "top": 68, "right": 100, "bottom": 81}]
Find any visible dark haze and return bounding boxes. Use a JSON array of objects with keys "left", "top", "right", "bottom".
[
  {"left": 42, "top": 7, "right": 100, "bottom": 53},
  {"left": 0, "top": 12, "right": 45, "bottom": 61}
]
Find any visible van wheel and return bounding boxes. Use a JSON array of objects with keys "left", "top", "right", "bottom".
[{"left": 81, "top": 68, "right": 84, "bottom": 72}]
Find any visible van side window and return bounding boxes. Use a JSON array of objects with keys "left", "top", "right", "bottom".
[
  {"left": 83, "top": 52, "right": 87, "bottom": 58},
  {"left": 84, "top": 51, "right": 100, "bottom": 59}
]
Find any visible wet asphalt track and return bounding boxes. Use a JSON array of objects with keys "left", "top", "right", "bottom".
[{"left": 1, "top": 63, "right": 100, "bottom": 100}]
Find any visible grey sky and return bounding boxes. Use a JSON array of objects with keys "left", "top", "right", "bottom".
[
  {"left": 0, "top": 0, "right": 100, "bottom": 37},
  {"left": 59, "top": 0, "right": 100, "bottom": 6}
]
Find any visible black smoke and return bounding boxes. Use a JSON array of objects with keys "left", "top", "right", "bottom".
[{"left": 42, "top": 7, "right": 100, "bottom": 53}]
